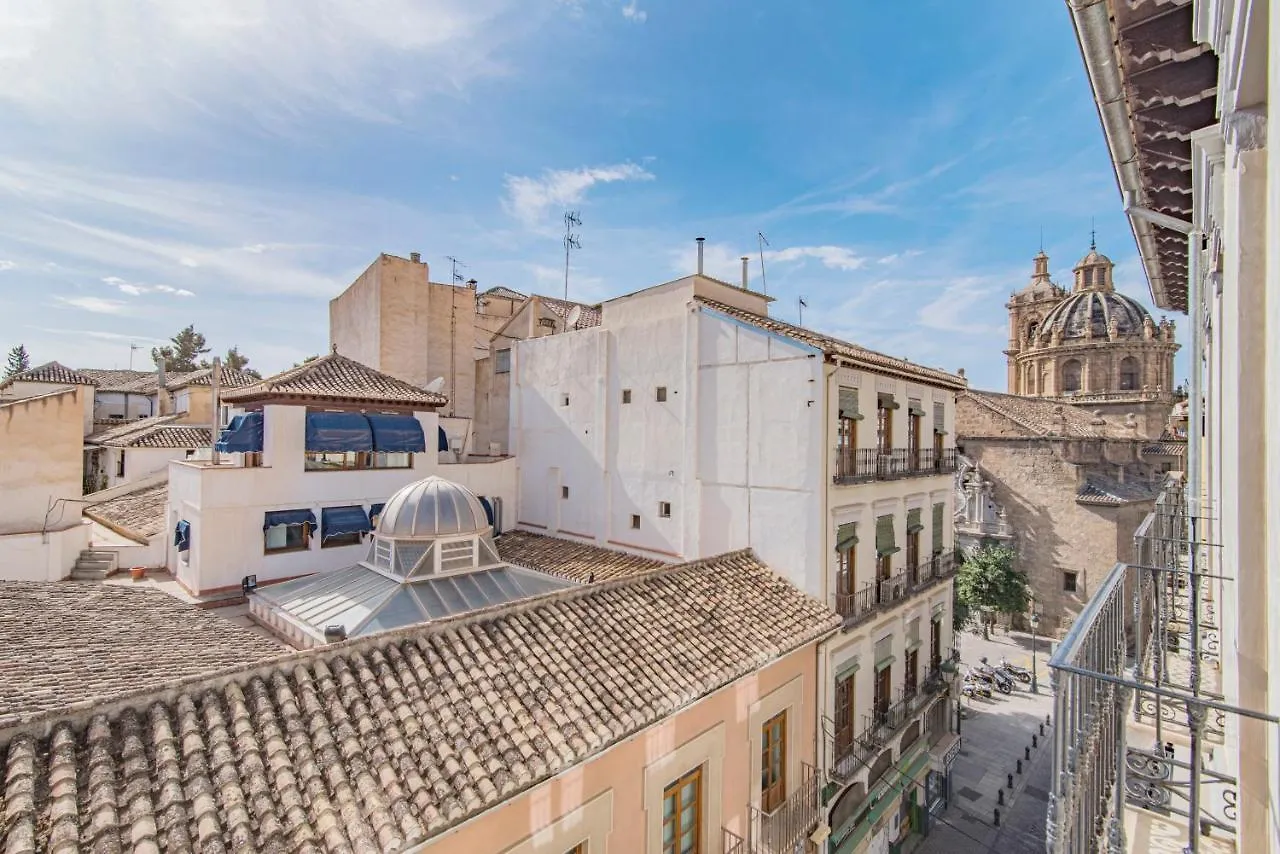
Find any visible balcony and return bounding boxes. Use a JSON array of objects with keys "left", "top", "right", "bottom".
[
  {"left": 835, "top": 557, "right": 955, "bottom": 630},
  {"left": 825, "top": 673, "right": 950, "bottom": 783},
  {"left": 833, "top": 447, "right": 956, "bottom": 485},
  {"left": 743, "top": 763, "right": 822, "bottom": 854}
]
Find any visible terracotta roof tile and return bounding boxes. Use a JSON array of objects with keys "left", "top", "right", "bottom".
[
  {"left": 85, "top": 481, "right": 168, "bottom": 541},
  {"left": 1143, "top": 441, "right": 1186, "bottom": 456},
  {"left": 480, "top": 286, "right": 527, "bottom": 301},
  {"left": 696, "top": 297, "right": 966, "bottom": 389},
  {"left": 1077, "top": 475, "right": 1159, "bottom": 506},
  {"left": 0, "top": 361, "right": 98, "bottom": 388},
  {"left": 87, "top": 414, "right": 182, "bottom": 443},
  {"left": 959, "top": 390, "right": 1110, "bottom": 438},
  {"left": 165, "top": 365, "right": 260, "bottom": 390},
  {"left": 538, "top": 295, "right": 602, "bottom": 329},
  {"left": 0, "top": 551, "right": 837, "bottom": 851},
  {"left": 497, "top": 530, "right": 666, "bottom": 581},
  {"left": 0, "top": 583, "right": 285, "bottom": 727},
  {"left": 78, "top": 369, "right": 161, "bottom": 393},
  {"left": 88, "top": 414, "right": 209, "bottom": 448},
  {"left": 221, "top": 352, "right": 448, "bottom": 408}
]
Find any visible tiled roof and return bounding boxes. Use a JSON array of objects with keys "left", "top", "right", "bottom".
[
  {"left": 1077, "top": 475, "right": 1159, "bottom": 506},
  {"left": 1143, "top": 441, "right": 1186, "bottom": 456},
  {"left": 696, "top": 297, "right": 967, "bottom": 389},
  {"left": 959, "top": 390, "right": 1109, "bottom": 438},
  {"left": 87, "top": 414, "right": 182, "bottom": 444},
  {"left": 497, "top": 530, "right": 667, "bottom": 582},
  {"left": 0, "top": 583, "right": 285, "bottom": 727},
  {"left": 221, "top": 351, "right": 448, "bottom": 408},
  {"left": 538, "top": 295, "right": 602, "bottom": 329},
  {"left": 78, "top": 369, "right": 161, "bottom": 393},
  {"left": 0, "top": 361, "right": 98, "bottom": 388},
  {"left": 480, "top": 285, "right": 528, "bottom": 301},
  {"left": 0, "top": 550, "right": 838, "bottom": 852},
  {"left": 165, "top": 365, "right": 260, "bottom": 390},
  {"left": 84, "top": 481, "right": 169, "bottom": 541},
  {"left": 88, "top": 415, "right": 210, "bottom": 448}
]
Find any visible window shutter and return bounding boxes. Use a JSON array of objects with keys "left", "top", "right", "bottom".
[
  {"left": 836, "top": 522, "right": 858, "bottom": 552},
  {"left": 906, "top": 508, "right": 923, "bottom": 533},
  {"left": 932, "top": 503, "right": 945, "bottom": 554},
  {"left": 907, "top": 618, "right": 921, "bottom": 650},
  {"left": 877, "top": 392, "right": 900, "bottom": 410},
  {"left": 875, "top": 515, "right": 899, "bottom": 556},
  {"left": 874, "top": 635, "right": 895, "bottom": 671},
  {"left": 934, "top": 401, "right": 946, "bottom": 433},
  {"left": 908, "top": 398, "right": 926, "bottom": 416},
  {"left": 839, "top": 387, "right": 863, "bottom": 420},
  {"left": 835, "top": 655, "right": 860, "bottom": 681}
]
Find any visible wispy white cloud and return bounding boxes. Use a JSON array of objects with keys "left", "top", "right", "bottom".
[
  {"left": 621, "top": 1, "right": 647, "bottom": 23},
  {"left": 767, "top": 245, "right": 867, "bottom": 272},
  {"left": 0, "top": 259, "right": 14, "bottom": 271},
  {"left": 503, "top": 162, "right": 654, "bottom": 228},
  {"left": 29, "top": 326, "right": 167, "bottom": 345},
  {"left": 917, "top": 278, "right": 1004, "bottom": 335},
  {"left": 53, "top": 296, "right": 129, "bottom": 315},
  {"left": 102, "top": 275, "right": 195, "bottom": 297}
]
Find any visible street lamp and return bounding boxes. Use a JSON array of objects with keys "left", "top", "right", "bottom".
[{"left": 1030, "top": 598, "right": 1041, "bottom": 694}]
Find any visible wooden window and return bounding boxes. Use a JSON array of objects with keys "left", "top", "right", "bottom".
[
  {"left": 930, "top": 617, "right": 942, "bottom": 670},
  {"left": 656, "top": 386, "right": 668, "bottom": 402},
  {"left": 834, "top": 670, "right": 856, "bottom": 757},
  {"left": 836, "top": 544, "right": 853, "bottom": 598},
  {"left": 631, "top": 514, "right": 641, "bottom": 529},
  {"left": 265, "top": 522, "right": 310, "bottom": 554},
  {"left": 659, "top": 501, "right": 672, "bottom": 518},
  {"left": 905, "top": 648, "right": 919, "bottom": 697},
  {"left": 837, "top": 415, "right": 857, "bottom": 453},
  {"left": 1063, "top": 571, "right": 1078, "bottom": 593},
  {"left": 622, "top": 389, "right": 632, "bottom": 404},
  {"left": 906, "top": 530, "right": 920, "bottom": 573},
  {"left": 495, "top": 348, "right": 511, "bottom": 374},
  {"left": 877, "top": 404, "right": 893, "bottom": 455},
  {"left": 874, "top": 665, "right": 891, "bottom": 724},
  {"left": 662, "top": 766, "right": 702, "bottom": 854},
  {"left": 761, "top": 710, "right": 787, "bottom": 813},
  {"left": 907, "top": 411, "right": 920, "bottom": 460},
  {"left": 564, "top": 844, "right": 587, "bottom": 854}
]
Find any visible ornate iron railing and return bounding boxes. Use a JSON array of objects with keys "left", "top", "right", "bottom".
[
  {"left": 833, "top": 447, "right": 877, "bottom": 483},
  {"left": 745, "top": 762, "right": 820, "bottom": 854},
  {"left": 836, "top": 559, "right": 954, "bottom": 628},
  {"left": 723, "top": 827, "right": 746, "bottom": 854},
  {"left": 833, "top": 447, "right": 955, "bottom": 484}
]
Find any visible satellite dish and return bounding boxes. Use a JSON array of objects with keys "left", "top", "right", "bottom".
[
  {"left": 424, "top": 376, "right": 445, "bottom": 393},
  {"left": 566, "top": 305, "right": 582, "bottom": 329}
]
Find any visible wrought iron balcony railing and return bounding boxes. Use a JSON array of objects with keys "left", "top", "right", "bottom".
[
  {"left": 833, "top": 447, "right": 956, "bottom": 484},
  {"left": 835, "top": 560, "right": 954, "bottom": 629},
  {"left": 744, "top": 763, "right": 821, "bottom": 854},
  {"left": 825, "top": 676, "right": 950, "bottom": 783}
]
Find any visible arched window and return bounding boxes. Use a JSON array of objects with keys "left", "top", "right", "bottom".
[
  {"left": 1025, "top": 321, "right": 1039, "bottom": 346},
  {"left": 1025, "top": 364, "right": 1036, "bottom": 394},
  {"left": 1119, "top": 356, "right": 1139, "bottom": 390},
  {"left": 1062, "top": 360, "right": 1082, "bottom": 393}
]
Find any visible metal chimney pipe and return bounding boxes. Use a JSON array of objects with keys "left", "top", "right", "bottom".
[
  {"left": 696, "top": 237, "right": 705, "bottom": 275},
  {"left": 741, "top": 256, "right": 750, "bottom": 289},
  {"left": 209, "top": 357, "right": 221, "bottom": 466}
]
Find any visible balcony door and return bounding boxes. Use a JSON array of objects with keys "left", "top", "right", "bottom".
[
  {"left": 906, "top": 530, "right": 920, "bottom": 582},
  {"left": 874, "top": 665, "right": 891, "bottom": 725},
  {"left": 905, "top": 648, "right": 918, "bottom": 698},
  {"left": 834, "top": 670, "right": 855, "bottom": 758},
  {"left": 837, "top": 545, "right": 853, "bottom": 598},
  {"left": 761, "top": 710, "right": 787, "bottom": 813},
  {"left": 908, "top": 411, "right": 920, "bottom": 469},
  {"left": 933, "top": 430, "right": 944, "bottom": 470},
  {"left": 930, "top": 618, "right": 941, "bottom": 670},
  {"left": 876, "top": 553, "right": 891, "bottom": 603},
  {"left": 877, "top": 405, "right": 892, "bottom": 455}
]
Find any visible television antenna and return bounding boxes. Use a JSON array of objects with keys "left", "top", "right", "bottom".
[
  {"left": 445, "top": 256, "right": 466, "bottom": 284},
  {"left": 566, "top": 304, "right": 583, "bottom": 330},
  {"left": 128, "top": 342, "right": 141, "bottom": 370},
  {"left": 563, "top": 211, "right": 583, "bottom": 301},
  {"left": 798, "top": 295, "right": 808, "bottom": 326},
  {"left": 757, "top": 232, "right": 770, "bottom": 295}
]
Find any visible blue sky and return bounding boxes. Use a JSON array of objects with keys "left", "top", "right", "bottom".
[{"left": 0, "top": 0, "right": 1181, "bottom": 389}]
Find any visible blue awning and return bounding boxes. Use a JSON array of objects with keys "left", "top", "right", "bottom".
[
  {"left": 305, "top": 411, "right": 373, "bottom": 452},
  {"left": 437, "top": 425, "right": 449, "bottom": 452},
  {"left": 263, "top": 509, "right": 317, "bottom": 530},
  {"left": 368, "top": 503, "right": 386, "bottom": 526},
  {"left": 174, "top": 520, "right": 191, "bottom": 551},
  {"left": 367, "top": 413, "right": 426, "bottom": 453},
  {"left": 478, "top": 496, "right": 494, "bottom": 526},
  {"left": 322, "top": 505, "right": 372, "bottom": 540},
  {"left": 215, "top": 411, "right": 263, "bottom": 453}
]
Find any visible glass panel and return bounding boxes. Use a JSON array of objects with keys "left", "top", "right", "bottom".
[
  {"left": 436, "top": 489, "right": 460, "bottom": 533},
  {"left": 265, "top": 526, "right": 287, "bottom": 550},
  {"left": 434, "top": 577, "right": 469, "bottom": 614},
  {"left": 396, "top": 542, "right": 431, "bottom": 576},
  {"left": 414, "top": 583, "right": 451, "bottom": 619},
  {"left": 450, "top": 572, "right": 488, "bottom": 610},
  {"left": 359, "top": 589, "right": 427, "bottom": 635},
  {"left": 472, "top": 570, "right": 504, "bottom": 601}
]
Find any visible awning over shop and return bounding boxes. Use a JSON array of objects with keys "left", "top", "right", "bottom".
[
  {"left": 214, "top": 412, "right": 263, "bottom": 453},
  {"left": 366, "top": 413, "right": 426, "bottom": 453},
  {"left": 263, "top": 509, "right": 316, "bottom": 530},
  {"left": 305, "top": 412, "right": 373, "bottom": 452},
  {"left": 322, "top": 505, "right": 372, "bottom": 541},
  {"left": 174, "top": 520, "right": 191, "bottom": 552}
]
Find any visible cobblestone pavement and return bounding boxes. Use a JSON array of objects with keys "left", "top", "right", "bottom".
[{"left": 916, "top": 629, "right": 1055, "bottom": 854}]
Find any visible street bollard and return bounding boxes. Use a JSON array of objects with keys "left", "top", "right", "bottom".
[
  {"left": 1007, "top": 773, "right": 1014, "bottom": 789},
  {"left": 1025, "top": 746, "right": 1031, "bottom": 761},
  {"left": 994, "top": 808, "right": 1001, "bottom": 827},
  {"left": 1045, "top": 714, "right": 1051, "bottom": 726},
  {"left": 1033, "top": 734, "right": 1038, "bottom": 748},
  {"left": 1040, "top": 722, "right": 1045, "bottom": 736},
  {"left": 998, "top": 788, "right": 1004, "bottom": 805},
  {"left": 1017, "top": 759, "right": 1023, "bottom": 774}
]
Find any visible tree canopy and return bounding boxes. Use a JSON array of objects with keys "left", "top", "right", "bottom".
[
  {"left": 955, "top": 544, "right": 1029, "bottom": 638},
  {"left": 152, "top": 325, "right": 211, "bottom": 372},
  {"left": 221, "top": 346, "right": 262, "bottom": 379},
  {"left": 4, "top": 345, "right": 30, "bottom": 380}
]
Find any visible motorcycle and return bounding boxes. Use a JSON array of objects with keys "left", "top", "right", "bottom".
[
  {"left": 978, "top": 657, "right": 1015, "bottom": 693},
  {"left": 1000, "top": 657, "right": 1033, "bottom": 683},
  {"left": 961, "top": 672, "right": 993, "bottom": 698}
]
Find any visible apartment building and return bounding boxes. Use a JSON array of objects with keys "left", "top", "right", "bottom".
[
  {"left": 1052, "top": 1, "right": 1276, "bottom": 852},
  {"left": 511, "top": 258, "right": 966, "bottom": 852}
]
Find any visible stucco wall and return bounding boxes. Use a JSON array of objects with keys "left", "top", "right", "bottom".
[
  {"left": 329, "top": 255, "right": 385, "bottom": 370},
  {"left": 0, "top": 388, "right": 85, "bottom": 535},
  {"left": 1, "top": 380, "right": 95, "bottom": 434},
  {"left": 103, "top": 446, "right": 189, "bottom": 490},
  {"left": 93, "top": 390, "right": 155, "bottom": 422},
  {"left": 0, "top": 523, "right": 91, "bottom": 582},
  {"left": 416, "top": 643, "right": 820, "bottom": 854}
]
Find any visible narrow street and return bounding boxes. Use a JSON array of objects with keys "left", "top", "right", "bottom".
[{"left": 915, "top": 629, "right": 1054, "bottom": 854}]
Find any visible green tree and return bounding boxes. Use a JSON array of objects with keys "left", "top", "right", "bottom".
[
  {"left": 955, "top": 544, "right": 1028, "bottom": 639},
  {"left": 152, "top": 325, "right": 211, "bottom": 372},
  {"left": 221, "top": 346, "right": 262, "bottom": 379},
  {"left": 4, "top": 344, "right": 30, "bottom": 379}
]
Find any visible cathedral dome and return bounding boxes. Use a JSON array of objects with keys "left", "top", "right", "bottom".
[
  {"left": 377, "top": 475, "right": 491, "bottom": 539},
  {"left": 1039, "top": 289, "right": 1152, "bottom": 340},
  {"left": 1075, "top": 248, "right": 1113, "bottom": 269}
]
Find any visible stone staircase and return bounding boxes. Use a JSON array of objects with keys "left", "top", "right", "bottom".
[{"left": 70, "top": 549, "right": 119, "bottom": 581}]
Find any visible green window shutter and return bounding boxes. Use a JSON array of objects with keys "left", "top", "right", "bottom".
[
  {"left": 906, "top": 618, "right": 921, "bottom": 650},
  {"left": 838, "top": 387, "right": 864, "bottom": 420},
  {"left": 877, "top": 392, "right": 900, "bottom": 410},
  {"left": 874, "top": 635, "right": 895, "bottom": 671},
  {"left": 908, "top": 398, "right": 926, "bottom": 417},
  {"left": 835, "top": 656, "right": 860, "bottom": 681},
  {"left": 934, "top": 402, "right": 946, "bottom": 433},
  {"left": 932, "top": 503, "right": 945, "bottom": 554},
  {"left": 906, "top": 508, "right": 923, "bottom": 534},
  {"left": 876, "top": 515, "right": 899, "bottom": 556},
  {"left": 836, "top": 522, "right": 858, "bottom": 552}
]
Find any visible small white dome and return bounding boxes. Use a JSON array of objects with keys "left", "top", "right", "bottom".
[{"left": 378, "top": 475, "right": 490, "bottom": 538}]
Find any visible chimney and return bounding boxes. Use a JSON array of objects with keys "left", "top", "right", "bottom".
[
  {"left": 696, "top": 237, "right": 705, "bottom": 275},
  {"left": 209, "top": 357, "right": 221, "bottom": 465},
  {"left": 410, "top": 252, "right": 422, "bottom": 263},
  {"left": 741, "top": 256, "right": 750, "bottom": 289},
  {"left": 466, "top": 278, "right": 477, "bottom": 290},
  {"left": 155, "top": 361, "right": 168, "bottom": 416}
]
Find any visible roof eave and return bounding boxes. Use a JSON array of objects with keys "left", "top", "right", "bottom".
[{"left": 220, "top": 392, "right": 446, "bottom": 410}]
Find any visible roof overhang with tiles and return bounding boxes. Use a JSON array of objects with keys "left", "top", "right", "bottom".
[{"left": 1066, "top": 0, "right": 1218, "bottom": 313}]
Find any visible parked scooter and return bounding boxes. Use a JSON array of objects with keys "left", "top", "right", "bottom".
[
  {"left": 999, "top": 657, "right": 1033, "bottom": 683},
  {"left": 961, "top": 672, "right": 993, "bottom": 698},
  {"left": 977, "top": 658, "right": 1014, "bottom": 693}
]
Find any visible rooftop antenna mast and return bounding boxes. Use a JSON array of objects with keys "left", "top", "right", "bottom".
[
  {"left": 563, "top": 211, "right": 582, "bottom": 301},
  {"left": 128, "top": 342, "right": 141, "bottom": 370},
  {"left": 798, "top": 295, "right": 808, "bottom": 327},
  {"left": 445, "top": 255, "right": 466, "bottom": 284},
  {"left": 757, "top": 232, "right": 770, "bottom": 295}
]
